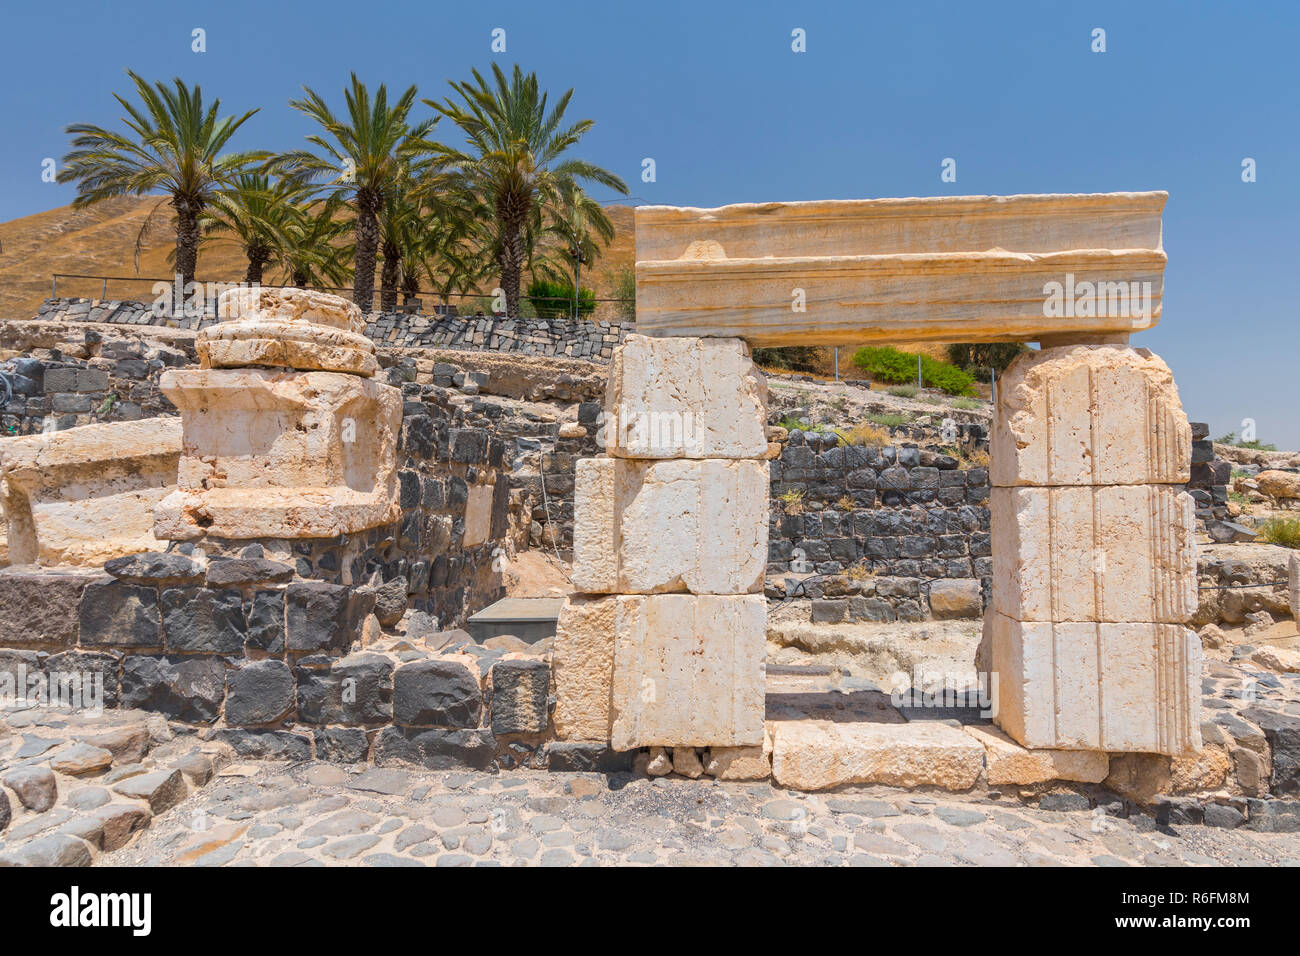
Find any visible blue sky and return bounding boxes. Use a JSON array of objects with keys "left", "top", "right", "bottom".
[{"left": 1, "top": 0, "right": 1296, "bottom": 448}]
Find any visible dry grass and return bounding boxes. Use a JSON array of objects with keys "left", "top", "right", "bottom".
[
  {"left": 834, "top": 423, "right": 891, "bottom": 447},
  {"left": 1259, "top": 517, "right": 1300, "bottom": 549}
]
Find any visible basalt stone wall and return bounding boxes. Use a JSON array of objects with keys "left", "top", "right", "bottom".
[
  {"left": 766, "top": 426, "right": 993, "bottom": 621},
  {"left": 0, "top": 558, "right": 565, "bottom": 769},
  {"left": 174, "top": 381, "right": 514, "bottom": 628},
  {"left": 39, "top": 297, "right": 629, "bottom": 363},
  {"left": 0, "top": 334, "right": 183, "bottom": 436}
]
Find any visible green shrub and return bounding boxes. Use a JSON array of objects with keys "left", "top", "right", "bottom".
[
  {"left": 950, "top": 397, "right": 983, "bottom": 410},
  {"left": 886, "top": 384, "right": 918, "bottom": 398},
  {"left": 1259, "top": 518, "right": 1300, "bottom": 549},
  {"left": 852, "top": 346, "right": 976, "bottom": 396},
  {"left": 1214, "top": 432, "right": 1278, "bottom": 451},
  {"left": 527, "top": 279, "right": 595, "bottom": 319}
]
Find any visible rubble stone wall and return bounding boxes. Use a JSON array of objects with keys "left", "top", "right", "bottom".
[{"left": 38, "top": 297, "right": 629, "bottom": 363}]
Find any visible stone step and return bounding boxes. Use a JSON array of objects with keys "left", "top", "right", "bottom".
[{"left": 769, "top": 719, "right": 984, "bottom": 791}]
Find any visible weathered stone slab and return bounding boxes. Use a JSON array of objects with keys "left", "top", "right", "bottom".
[
  {"left": 0, "top": 418, "right": 181, "bottom": 566},
  {"left": 153, "top": 368, "right": 400, "bottom": 541},
  {"left": 201, "top": 286, "right": 377, "bottom": 376},
  {"left": 604, "top": 335, "right": 767, "bottom": 459},
  {"left": 634, "top": 193, "right": 1167, "bottom": 346},
  {"left": 987, "top": 612, "right": 1202, "bottom": 753},
  {"left": 963, "top": 724, "right": 1108, "bottom": 785},
  {"left": 769, "top": 720, "right": 984, "bottom": 791},
  {"left": 552, "top": 596, "right": 616, "bottom": 741},
  {"left": 572, "top": 457, "right": 768, "bottom": 594},
  {"left": 991, "top": 345, "right": 1190, "bottom": 487},
  {"left": 609, "top": 594, "right": 766, "bottom": 750},
  {"left": 991, "top": 484, "right": 1197, "bottom": 623}
]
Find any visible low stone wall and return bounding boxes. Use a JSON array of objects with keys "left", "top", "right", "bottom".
[
  {"left": 1, "top": 335, "right": 182, "bottom": 436},
  {"left": 38, "top": 297, "right": 629, "bottom": 363},
  {"left": 0, "top": 559, "right": 555, "bottom": 769}
]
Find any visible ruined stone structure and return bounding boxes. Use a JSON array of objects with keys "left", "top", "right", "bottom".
[{"left": 557, "top": 191, "right": 1201, "bottom": 775}]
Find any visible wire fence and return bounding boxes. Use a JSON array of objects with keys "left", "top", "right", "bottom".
[{"left": 48, "top": 273, "right": 637, "bottom": 324}]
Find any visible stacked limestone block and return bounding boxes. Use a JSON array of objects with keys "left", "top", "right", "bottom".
[
  {"left": 153, "top": 288, "right": 401, "bottom": 542},
  {"left": 987, "top": 344, "right": 1202, "bottom": 755},
  {"left": 555, "top": 335, "right": 771, "bottom": 754}
]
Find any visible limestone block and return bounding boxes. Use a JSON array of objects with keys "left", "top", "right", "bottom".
[
  {"left": 987, "top": 611, "right": 1202, "bottom": 754},
  {"left": 963, "top": 724, "right": 1109, "bottom": 785},
  {"left": 552, "top": 595, "right": 616, "bottom": 741},
  {"left": 463, "top": 483, "right": 494, "bottom": 547},
  {"left": 202, "top": 287, "right": 377, "bottom": 376},
  {"left": 705, "top": 724, "right": 773, "bottom": 780},
  {"left": 769, "top": 720, "right": 984, "bottom": 791},
  {"left": 609, "top": 593, "right": 766, "bottom": 750},
  {"left": 634, "top": 193, "right": 1167, "bottom": 346},
  {"left": 571, "top": 457, "right": 768, "bottom": 594},
  {"left": 604, "top": 334, "right": 767, "bottom": 459},
  {"left": 991, "top": 345, "right": 1190, "bottom": 486},
  {"left": 153, "top": 368, "right": 401, "bottom": 541},
  {"left": 0, "top": 418, "right": 181, "bottom": 566},
  {"left": 991, "top": 484, "right": 1196, "bottom": 623}
]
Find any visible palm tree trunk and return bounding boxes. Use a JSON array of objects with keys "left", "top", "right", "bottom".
[
  {"left": 174, "top": 199, "right": 201, "bottom": 290},
  {"left": 498, "top": 195, "right": 528, "bottom": 318},
  {"left": 379, "top": 238, "right": 400, "bottom": 313},
  {"left": 245, "top": 249, "right": 266, "bottom": 285},
  {"left": 354, "top": 204, "right": 379, "bottom": 312}
]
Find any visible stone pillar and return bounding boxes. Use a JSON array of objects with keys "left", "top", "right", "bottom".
[
  {"left": 554, "top": 334, "right": 770, "bottom": 750},
  {"left": 153, "top": 288, "right": 401, "bottom": 543},
  {"left": 987, "top": 344, "right": 1201, "bottom": 754}
]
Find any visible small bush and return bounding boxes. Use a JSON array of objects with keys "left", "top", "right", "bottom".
[
  {"left": 527, "top": 279, "right": 595, "bottom": 319},
  {"left": 779, "top": 488, "right": 806, "bottom": 513},
  {"left": 886, "top": 384, "right": 918, "bottom": 398},
  {"left": 1214, "top": 432, "right": 1277, "bottom": 452},
  {"left": 853, "top": 346, "right": 976, "bottom": 396},
  {"left": 963, "top": 449, "right": 991, "bottom": 470},
  {"left": 754, "top": 346, "right": 822, "bottom": 373},
  {"left": 1259, "top": 518, "right": 1300, "bottom": 549}
]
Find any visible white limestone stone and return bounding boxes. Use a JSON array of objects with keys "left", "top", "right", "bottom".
[
  {"left": 987, "top": 611, "right": 1202, "bottom": 754},
  {"left": 991, "top": 484, "right": 1197, "bottom": 623},
  {"left": 991, "top": 345, "right": 1190, "bottom": 487},
  {"left": 634, "top": 193, "right": 1167, "bottom": 347},
  {"left": 963, "top": 724, "right": 1109, "bottom": 785},
  {"left": 152, "top": 368, "right": 401, "bottom": 541},
  {"left": 609, "top": 593, "right": 766, "bottom": 750},
  {"left": 463, "top": 483, "right": 494, "bottom": 547},
  {"left": 571, "top": 457, "right": 768, "bottom": 594},
  {"left": 0, "top": 418, "right": 181, "bottom": 566},
  {"left": 604, "top": 334, "right": 767, "bottom": 459},
  {"left": 552, "top": 595, "right": 617, "bottom": 741},
  {"left": 769, "top": 719, "right": 984, "bottom": 791}
]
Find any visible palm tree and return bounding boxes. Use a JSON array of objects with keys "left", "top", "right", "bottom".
[
  {"left": 56, "top": 71, "right": 267, "bottom": 288},
  {"left": 275, "top": 197, "right": 352, "bottom": 290},
  {"left": 548, "top": 181, "right": 615, "bottom": 317},
  {"left": 282, "top": 75, "right": 438, "bottom": 312},
  {"left": 425, "top": 64, "right": 628, "bottom": 318},
  {"left": 396, "top": 210, "right": 479, "bottom": 311},
  {"left": 200, "top": 173, "right": 302, "bottom": 284}
]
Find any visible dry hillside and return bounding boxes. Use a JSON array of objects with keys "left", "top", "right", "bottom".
[{"left": 0, "top": 198, "right": 636, "bottom": 319}]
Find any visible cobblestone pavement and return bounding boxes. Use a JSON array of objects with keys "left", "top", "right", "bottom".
[{"left": 114, "top": 761, "right": 1300, "bottom": 867}]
